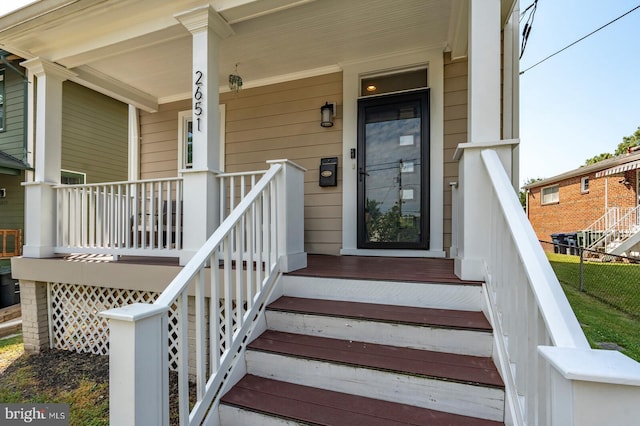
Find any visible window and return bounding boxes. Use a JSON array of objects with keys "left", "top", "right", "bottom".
[
  {"left": 0, "top": 70, "right": 5, "bottom": 132},
  {"left": 178, "top": 105, "right": 225, "bottom": 171},
  {"left": 61, "top": 169, "right": 86, "bottom": 185},
  {"left": 581, "top": 177, "right": 589, "bottom": 193},
  {"left": 360, "top": 68, "right": 427, "bottom": 97},
  {"left": 541, "top": 185, "right": 559, "bottom": 205}
]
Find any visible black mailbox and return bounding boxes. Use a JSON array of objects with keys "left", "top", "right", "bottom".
[{"left": 319, "top": 157, "right": 338, "bottom": 187}]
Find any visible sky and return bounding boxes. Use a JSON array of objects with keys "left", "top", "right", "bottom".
[
  {"left": 1, "top": 0, "right": 639, "bottom": 187},
  {"left": 519, "top": 0, "right": 640, "bottom": 185}
]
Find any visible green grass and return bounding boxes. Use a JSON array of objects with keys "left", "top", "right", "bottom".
[{"left": 547, "top": 253, "right": 640, "bottom": 361}]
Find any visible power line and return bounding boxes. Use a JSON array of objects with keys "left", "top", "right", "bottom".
[
  {"left": 519, "top": 0, "right": 538, "bottom": 59},
  {"left": 520, "top": 4, "right": 640, "bottom": 75}
]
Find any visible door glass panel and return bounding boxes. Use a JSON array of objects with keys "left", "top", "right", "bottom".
[{"left": 363, "top": 99, "right": 422, "bottom": 245}]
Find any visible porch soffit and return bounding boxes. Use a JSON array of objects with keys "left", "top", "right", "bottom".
[{"left": 0, "top": 0, "right": 457, "bottom": 106}]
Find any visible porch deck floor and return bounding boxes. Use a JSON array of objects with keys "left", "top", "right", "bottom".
[
  {"left": 54, "top": 253, "right": 479, "bottom": 285},
  {"left": 288, "top": 255, "right": 481, "bottom": 285}
]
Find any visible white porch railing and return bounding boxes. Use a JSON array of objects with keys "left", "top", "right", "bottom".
[
  {"left": 218, "top": 170, "right": 267, "bottom": 220},
  {"left": 102, "top": 160, "right": 306, "bottom": 425},
  {"left": 476, "top": 148, "right": 640, "bottom": 425},
  {"left": 585, "top": 205, "right": 640, "bottom": 252},
  {"left": 55, "top": 177, "right": 183, "bottom": 257}
]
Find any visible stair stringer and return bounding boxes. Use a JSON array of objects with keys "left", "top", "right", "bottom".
[{"left": 609, "top": 227, "right": 640, "bottom": 257}]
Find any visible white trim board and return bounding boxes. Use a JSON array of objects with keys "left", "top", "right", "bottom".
[{"left": 340, "top": 47, "right": 445, "bottom": 256}]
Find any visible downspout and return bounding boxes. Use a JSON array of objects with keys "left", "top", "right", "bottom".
[{"left": 0, "top": 51, "right": 30, "bottom": 166}]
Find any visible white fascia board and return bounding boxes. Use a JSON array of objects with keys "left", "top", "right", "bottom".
[{"left": 72, "top": 65, "right": 158, "bottom": 112}]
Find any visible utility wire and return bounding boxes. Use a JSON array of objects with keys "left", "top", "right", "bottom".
[
  {"left": 520, "top": 4, "right": 640, "bottom": 75},
  {"left": 519, "top": 0, "right": 538, "bottom": 59}
]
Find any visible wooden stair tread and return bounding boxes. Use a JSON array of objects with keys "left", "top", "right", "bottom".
[
  {"left": 268, "top": 296, "right": 492, "bottom": 331},
  {"left": 249, "top": 330, "right": 504, "bottom": 388},
  {"left": 221, "top": 375, "right": 503, "bottom": 426}
]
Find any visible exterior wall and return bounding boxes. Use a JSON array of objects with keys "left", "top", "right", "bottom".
[
  {"left": 0, "top": 62, "right": 26, "bottom": 232},
  {"left": 0, "top": 172, "right": 24, "bottom": 230},
  {"left": 221, "top": 72, "right": 343, "bottom": 255},
  {"left": 0, "top": 63, "right": 26, "bottom": 160},
  {"left": 61, "top": 81, "right": 129, "bottom": 183},
  {"left": 139, "top": 99, "right": 190, "bottom": 179},
  {"left": 527, "top": 171, "right": 637, "bottom": 243},
  {"left": 443, "top": 53, "right": 467, "bottom": 254},
  {"left": 138, "top": 73, "right": 343, "bottom": 255}
]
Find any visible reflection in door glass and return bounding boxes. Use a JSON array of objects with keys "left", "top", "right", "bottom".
[{"left": 363, "top": 101, "right": 422, "bottom": 244}]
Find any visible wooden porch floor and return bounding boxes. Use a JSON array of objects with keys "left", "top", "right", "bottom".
[
  {"left": 56, "top": 253, "right": 479, "bottom": 285},
  {"left": 287, "top": 255, "right": 481, "bottom": 285}
]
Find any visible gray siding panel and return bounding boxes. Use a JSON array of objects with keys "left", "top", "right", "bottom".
[
  {"left": 61, "top": 81, "right": 128, "bottom": 183},
  {"left": 0, "top": 172, "right": 25, "bottom": 230},
  {"left": 0, "top": 67, "right": 26, "bottom": 161}
]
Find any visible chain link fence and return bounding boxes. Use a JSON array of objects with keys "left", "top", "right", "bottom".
[{"left": 541, "top": 240, "right": 640, "bottom": 319}]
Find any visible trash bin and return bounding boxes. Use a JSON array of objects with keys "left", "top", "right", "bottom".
[
  {"left": 551, "top": 233, "right": 567, "bottom": 254},
  {"left": 565, "top": 232, "right": 578, "bottom": 255},
  {"left": 551, "top": 233, "right": 560, "bottom": 253},
  {"left": 0, "top": 267, "right": 19, "bottom": 308}
]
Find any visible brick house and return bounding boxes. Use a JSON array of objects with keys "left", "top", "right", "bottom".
[{"left": 525, "top": 151, "right": 640, "bottom": 252}]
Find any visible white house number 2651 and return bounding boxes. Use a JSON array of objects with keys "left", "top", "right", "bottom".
[{"left": 194, "top": 71, "right": 204, "bottom": 131}]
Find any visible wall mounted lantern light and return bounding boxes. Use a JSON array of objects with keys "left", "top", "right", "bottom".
[{"left": 320, "top": 102, "right": 336, "bottom": 127}]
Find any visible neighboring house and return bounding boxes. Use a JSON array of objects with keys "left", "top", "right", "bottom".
[
  {"left": 525, "top": 151, "right": 640, "bottom": 255},
  {"left": 0, "top": 52, "right": 29, "bottom": 256},
  {"left": 2, "top": 1, "right": 640, "bottom": 425},
  {"left": 0, "top": 51, "right": 129, "bottom": 257}
]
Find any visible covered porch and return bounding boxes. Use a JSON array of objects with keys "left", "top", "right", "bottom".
[{"left": 0, "top": 0, "right": 520, "bottom": 267}]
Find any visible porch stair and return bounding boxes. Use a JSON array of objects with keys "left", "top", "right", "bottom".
[{"left": 219, "top": 275, "right": 505, "bottom": 425}]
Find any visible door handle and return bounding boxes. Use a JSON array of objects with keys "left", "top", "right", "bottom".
[{"left": 358, "top": 168, "right": 369, "bottom": 182}]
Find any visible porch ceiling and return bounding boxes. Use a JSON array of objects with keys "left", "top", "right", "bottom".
[{"left": 0, "top": 0, "right": 514, "bottom": 111}]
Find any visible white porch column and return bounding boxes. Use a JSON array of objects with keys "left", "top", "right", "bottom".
[
  {"left": 20, "top": 58, "right": 76, "bottom": 258},
  {"left": 175, "top": 6, "right": 233, "bottom": 265},
  {"left": 455, "top": 0, "right": 505, "bottom": 280}
]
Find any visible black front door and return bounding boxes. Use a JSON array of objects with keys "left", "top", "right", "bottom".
[{"left": 357, "top": 90, "right": 430, "bottom": 249}]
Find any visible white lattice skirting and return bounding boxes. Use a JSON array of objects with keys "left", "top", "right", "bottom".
[{"left": 48, "top": 282, "right": 182, "bottom": 370}]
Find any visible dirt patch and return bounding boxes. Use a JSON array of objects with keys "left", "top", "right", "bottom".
[{"left": 0, "top": 346, "right": 195, "bottom": 425}]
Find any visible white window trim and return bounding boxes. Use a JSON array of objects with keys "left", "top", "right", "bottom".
[
  {"left": 0, "top": 71, "right": 5, "bottom": 132},
  {"left": 178, "top": 104, "right": 226, "bottom": 172},
  {"left": 340, "top": 47, "right": 445, "bottom": 257},
  {"left": 581, "top": 176, "right": 589, "bottom": 194},
  {"left": 60, "top": 169, "right": 87, "bottom": 185},
  {"left": 541, "top": 184, "right": 559, "bottom": 205}
]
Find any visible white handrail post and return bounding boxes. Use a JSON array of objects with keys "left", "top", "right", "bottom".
[
  {"left": 101, "top": 303, "right": 170, "bottom": 426},
  {"left": 539, "top": 346, "right": 640, "bottom": 425},
  {"left": 266, "top": 160, "right": 307, "bottom": 272}
]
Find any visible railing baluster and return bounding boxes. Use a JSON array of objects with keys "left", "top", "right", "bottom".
[
  {"left": 196, "top": 268, "right": 206, "bottom": 400},
  {"left": 178, "top": 290, "right": 189, "bottom": 426},
  {"left": 235, "top": 218, "right": 244, "bottom": 330},
  {"left": 211, "top": 250, "right": 221, "bottom": 374}
]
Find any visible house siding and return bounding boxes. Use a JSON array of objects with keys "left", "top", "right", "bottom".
[
  {"left": 527, "top": 171, "right": 638, "bottom": 244},
  {"left": 443, "top": 53, "right": 467, "bottom": 254},
  {"left": 0, "top": 172, "right": 25, "bottom": 230},
  {"left": 0, "top": 66, "right": 26, "bottom": 160},
  {"left": 0, "top": 63, "right": 26, "bottom": 232},
  {"left": 221, "top": 72, "right": 343, "bottom": 255},
  {"left": 139, "top": 99, "right": 190, "bottom": 179},
  {"left": 138, "top": 73, "right": 343, "bottom": 255},
  {"left": 61, "top": 81, "right": 128, "bottom": 183}
]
